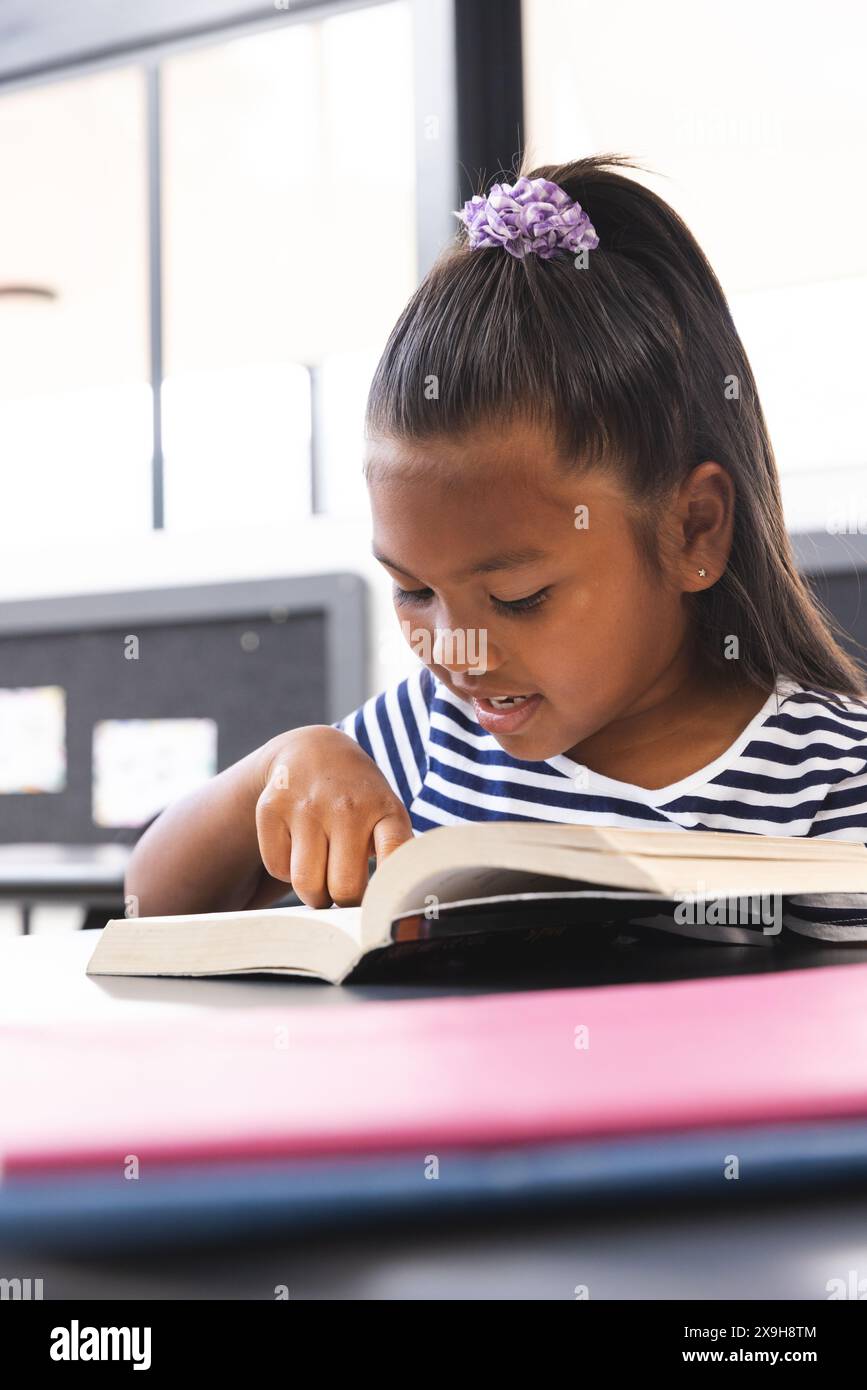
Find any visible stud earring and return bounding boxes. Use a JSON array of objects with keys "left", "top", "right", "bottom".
[{"left": 698, "top": 567, "right": 707, "bottom": 578}]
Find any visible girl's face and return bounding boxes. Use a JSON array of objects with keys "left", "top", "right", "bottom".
[{"left": 367, "top": 419, "right": 717, "bottom": 763}]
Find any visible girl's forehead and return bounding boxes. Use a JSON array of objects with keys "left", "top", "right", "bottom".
[
  {"left": 365, "top": 424, "right": 576, "bottom": 499},
  {"left": 368, "top": 447, "right": 638, "bottom": 582},
  {"left": 365, "top": 429, "right": 630, "bottom": 525}
]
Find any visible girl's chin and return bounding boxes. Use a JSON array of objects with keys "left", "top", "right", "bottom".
[
  {"left": 490, "top": 720, "right": 571, "bottom": 758},
  {"left": 494, "top": 719, "right": 586, "bottom": 765}
]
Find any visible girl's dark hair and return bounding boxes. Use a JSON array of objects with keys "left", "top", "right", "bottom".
[{"left": 366, "top": 153, "right": 865, "bottom": 698}]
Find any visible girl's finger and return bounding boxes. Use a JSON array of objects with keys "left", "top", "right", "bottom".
[
  {"left": 371, "top": 808, "right": 414, "bottom": 864},
  {"left": 326, "top": 823, "right": 375, "bottom": 906},
  {"left": 287, "top": 824, "right": 331, "bottom": 908}
]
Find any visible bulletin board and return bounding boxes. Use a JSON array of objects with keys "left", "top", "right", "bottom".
[{"left": 0, "top": 574, "right": 366, "bottom": 846}]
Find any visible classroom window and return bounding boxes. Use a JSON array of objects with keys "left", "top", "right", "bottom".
[
  {"left": 160, "top": 1, "right": 417, "bottom": 528},
  {"left": 0, "top": 67, "right": 152, "bottom": 545}
]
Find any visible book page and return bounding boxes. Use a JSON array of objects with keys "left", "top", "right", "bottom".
[
  {"left": 87, "top": 904, "right": 364, "bottom": 984},
  {"left": 360, "top": 822, "right": 867, "bottom": 947}
]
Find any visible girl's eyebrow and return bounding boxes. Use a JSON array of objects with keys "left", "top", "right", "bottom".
[{"left": 372, "top": 545, "right": 549, "bottom": 580}]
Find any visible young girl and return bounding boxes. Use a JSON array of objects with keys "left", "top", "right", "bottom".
[{"left": 127, "top": 155, "right": 867, "bottom": 935}]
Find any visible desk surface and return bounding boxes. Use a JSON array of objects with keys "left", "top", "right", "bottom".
[
  {"left": 0, "top": 843, "right": 129, "bottom": 898},
  {"left": 3, "top": 929, "right": 867, "bottom": 1299},
  {"left": 4, "top": 924, "right": 867, "bottom": 1026}
]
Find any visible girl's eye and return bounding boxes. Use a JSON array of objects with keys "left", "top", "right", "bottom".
[
  {"left": 393, "top": 584, "right": 550, "bottom": 615},
  {"left": 491, "top": 586, "right": 550, "bottom": 616},
  {"left": 393, "top": 585, "right": 434, "bottom": 606}
]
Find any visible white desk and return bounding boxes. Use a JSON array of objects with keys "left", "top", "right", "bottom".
[{"left": 0, "top": 928, "right": 474, "bottom": 1029}]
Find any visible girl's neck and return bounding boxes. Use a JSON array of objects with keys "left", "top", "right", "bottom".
[{"left": 565, "top": 665, "right": 774, "bottom": 792}]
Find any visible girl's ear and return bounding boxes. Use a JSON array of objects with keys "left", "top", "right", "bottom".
[{"left": 674, "top": 461, "right": 735, "bottom": 592}]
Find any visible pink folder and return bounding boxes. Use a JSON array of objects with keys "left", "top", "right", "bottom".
[{"left": 4, "top": 962, "right": 867, "bottom": 1176}]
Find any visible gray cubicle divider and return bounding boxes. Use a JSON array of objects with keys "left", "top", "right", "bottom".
[{"left": 0, "top": 573, "right": 367, "bottom": 846}]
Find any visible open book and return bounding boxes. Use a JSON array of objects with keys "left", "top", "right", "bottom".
[{"left": 85, "top": 822, "right": 867, "bottom": 985}]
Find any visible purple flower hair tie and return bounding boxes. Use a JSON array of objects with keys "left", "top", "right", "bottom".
[{"left": 454, "top": 175, "right": 599, "bottom": 261}]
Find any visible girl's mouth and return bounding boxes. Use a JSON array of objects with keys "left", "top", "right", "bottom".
[{"left": 472, "top": 692, "right": 543, "bottom": 734}]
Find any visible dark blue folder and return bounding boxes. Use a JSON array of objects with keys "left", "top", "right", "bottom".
[{"left": 3, "top": 1119, "right": 867, "bottom": 1252}]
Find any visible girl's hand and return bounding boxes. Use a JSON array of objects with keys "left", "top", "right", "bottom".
[{"left": 254, "top": 726, "right": 413, "bottom": 908}]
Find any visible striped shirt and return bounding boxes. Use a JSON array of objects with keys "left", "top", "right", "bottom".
[{"left": 333, "top": 665, "right": 867, "bottom": 940}]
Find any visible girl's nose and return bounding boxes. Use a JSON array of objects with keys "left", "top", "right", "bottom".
[{"left": 431, "top": 622, "right": 499, "bottom": 675}]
